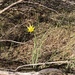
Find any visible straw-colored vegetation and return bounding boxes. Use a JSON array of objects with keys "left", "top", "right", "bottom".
[{"left": 0, "top": 0, "right": 75, "bottom": 74}]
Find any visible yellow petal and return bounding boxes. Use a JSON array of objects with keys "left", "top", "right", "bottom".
[{"left": 27, "top": 25, "right": 35, "bottom": 33}]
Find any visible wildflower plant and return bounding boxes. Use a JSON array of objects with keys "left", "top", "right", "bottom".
[
  {"left": 27, "top": 22, "right": 52, "bottom": 66},
  {"left": 31, "top": 24, "right": 52, "bottom": 65}
]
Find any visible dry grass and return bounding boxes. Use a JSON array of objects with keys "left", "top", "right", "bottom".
[{"left": 0, "top": 1, "right": 75, "bottom": 74}]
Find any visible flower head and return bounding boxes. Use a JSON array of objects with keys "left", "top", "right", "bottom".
[{"left": 27, "top": 25, "right": 35, "bottom": 33}]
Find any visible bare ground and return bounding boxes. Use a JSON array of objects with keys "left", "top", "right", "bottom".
[{"left": 0, "top": 0, "right": 75, "bottom": 75}]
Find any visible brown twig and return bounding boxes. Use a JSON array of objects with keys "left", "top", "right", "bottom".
[
  {"left": 0, "top": 0, "right": 75, "bottom": 15},
  {"left": 15, "top": 61, "right": 69, "bottom": 71},
  {"left": 0, "top": 61, "right": 68, "bottom": 72},
  {"left": 0, "top": 0, "right": 58, "bottom": 14},
  {"left": 0, "top": 39, "right": 26, "bottom": 44},
  {"left": 0, "top": 0, "right": 23, "bottom": 14}
]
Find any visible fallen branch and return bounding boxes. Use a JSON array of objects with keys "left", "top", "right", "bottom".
[
  {"left": 0, "top": 40, "right": 26, "bottom": 44},
  {"left": 0, "top": 0, "right": 23, "bottom": 14},
  {"left": 0, "top": 0, "right": 58, "bottom": 14},
  {"left": 0, "top": 61, "right": 69, "bottom": 72},
  {"left": 15, "top": 61, "right": 69, "bottom": 71}
]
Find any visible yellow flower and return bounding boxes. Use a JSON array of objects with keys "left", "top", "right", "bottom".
[{"left": 27, "top": 25, "right": 35, "bottom": 33}]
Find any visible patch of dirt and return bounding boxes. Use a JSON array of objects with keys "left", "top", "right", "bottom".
[
  {"left": 0, "top": 0, "right": 75, "bottom": 74},
  {"left": 0, "top": 26, "right": 75, "bottom": 70}
]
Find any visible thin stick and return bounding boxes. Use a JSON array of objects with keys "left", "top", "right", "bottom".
[
  {"left": 0, "top": 0, "right": 58, "bottom": 14},
  {"left": 1, "top": 0, "right": 75, "bottom": 15},
  {"left": 0, "top": 40, "right": 26, "bottom": 44},
  {"left": 0, "top": 0, "right": 23, "bottom": 14},
  {"left": 15, "top": 61, "right": 69, "bottom": 71}
]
